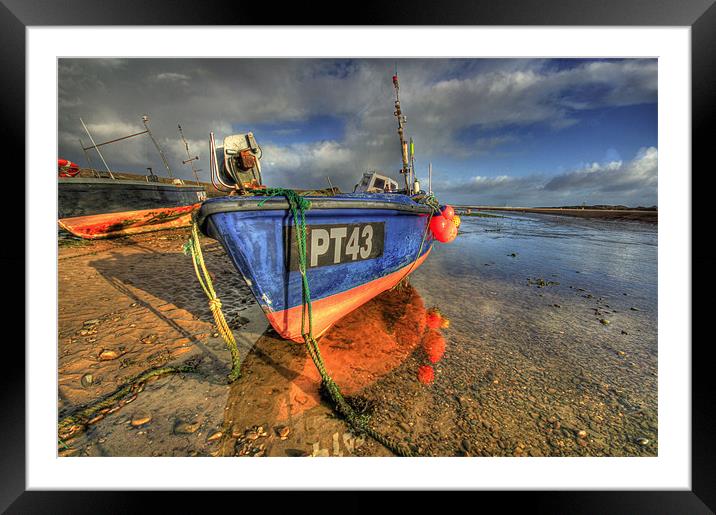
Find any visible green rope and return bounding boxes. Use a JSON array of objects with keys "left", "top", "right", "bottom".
[{"left": 247, "top": 188, "right": 415, "bottom": 457}]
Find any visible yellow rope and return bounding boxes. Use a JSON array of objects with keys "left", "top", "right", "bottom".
[{"left": 184, "top": 223, "right": 242, "bottom": 381}]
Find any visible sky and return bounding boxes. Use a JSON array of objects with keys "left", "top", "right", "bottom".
[{"left": 58, "top": 58, "right": 658, "bottom": 207}]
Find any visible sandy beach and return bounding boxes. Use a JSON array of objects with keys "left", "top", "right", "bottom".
[{"left": 58, "top": 211, "right": 657, "bottom": 457}]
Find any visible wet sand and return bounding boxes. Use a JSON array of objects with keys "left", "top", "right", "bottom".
[
  {"left": 58, "top": 212, "right": 657, "bottom": 457},
  {"left": 461, "top": 206, "right": 657, "bottom": 223}
]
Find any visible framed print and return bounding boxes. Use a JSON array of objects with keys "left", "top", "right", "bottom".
[{"left": 4, "top": 0, "right": 711, "bottom": 512}]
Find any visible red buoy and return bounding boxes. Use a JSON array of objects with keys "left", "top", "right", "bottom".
[
  {"left": 58, "top": 158, "right": 80, "bottom": 177},
  {"left": 441, "top": 205, "right": 455, "bottom": 220},
  {"left": 430, "top": 215, "right": 452, "bottom": 242}
]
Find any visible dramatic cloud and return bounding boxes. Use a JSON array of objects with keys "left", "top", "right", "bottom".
[{"left": 58, "top": 58, "right": 657, "bottom": 204}]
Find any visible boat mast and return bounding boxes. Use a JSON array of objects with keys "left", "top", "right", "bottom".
[
  {"left": 78, "top": 137, "right": 100, "bottom": 177},
  {"left": 80, "top": 117, "right": 115, "bottom": 179},
  {"left": 392, "top": 71, "right": 411, "bottom": 191},
  {"left": 409, "top": 137, "right": 415, "bottom": 188},
  {"left": 142, "top": 115, "right": 174, "bottom": 179},
  {"left": 178, "top": 123, "right": 201, "bottom": 184},
  {"left": 429, "top": 162, "right": 432, "bottom": 195}
]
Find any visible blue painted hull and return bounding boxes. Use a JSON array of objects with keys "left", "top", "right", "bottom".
[{"left": 199, "top": 193, "right": 434, "bottom": 340}]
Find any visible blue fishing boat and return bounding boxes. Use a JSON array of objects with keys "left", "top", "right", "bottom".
[
  {"left": 198, "top": 73, "right": 456, "bottom": 342},
  {"left": 198, "top": 192, "right": 434, "bottom": 341}
]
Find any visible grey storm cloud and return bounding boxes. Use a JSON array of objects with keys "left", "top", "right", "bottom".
[
  {"left": 58, "top": 58, "right": 657, "bottom": 199},
  {"left": 437, "top": 147, "right": 658, "bottom": 207}
]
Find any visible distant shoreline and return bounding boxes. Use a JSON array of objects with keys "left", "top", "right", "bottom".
[{"left": 458, "top": 206, "right": 658, "bottom": 223}]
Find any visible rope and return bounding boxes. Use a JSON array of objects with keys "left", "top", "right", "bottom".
[
  {"left": 190, "top": 188, "right": 416, "bottom": 456},
  {"left": 183, "top": 223, "right": 242, "bottom": 382},
  {"left": 392, "top": 192, "right": 440, "bottom": 286}
]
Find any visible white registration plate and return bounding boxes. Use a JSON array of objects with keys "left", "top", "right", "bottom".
[{"left": 286, "top": 222, "right": 385, "bottom": 270}]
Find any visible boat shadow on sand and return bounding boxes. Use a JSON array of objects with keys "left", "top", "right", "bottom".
[
  {"left": 88, "top": 240, "right": 256, "bottom": 384},
  {"left": 88, "top": 242, "right": 448, "bottom": 454}
]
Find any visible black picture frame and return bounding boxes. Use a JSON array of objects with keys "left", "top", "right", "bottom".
[{"left": 4, "top": 1, "right": 710, "bottom": 512}]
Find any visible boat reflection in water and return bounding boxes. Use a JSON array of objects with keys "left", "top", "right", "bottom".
[{"left": 217, "top": 281, "right": 450, "bottom": 456}]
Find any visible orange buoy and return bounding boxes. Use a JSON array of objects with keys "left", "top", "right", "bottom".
[{"left": 441, "top": 205, "right": 455, "bottom": 220}]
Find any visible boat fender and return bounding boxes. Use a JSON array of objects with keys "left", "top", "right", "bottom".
[
  {"left": 445, "top": 223, "right": 458, "bottom": 243},
  {"left": 429, "top": 215, "right": 453, "bottom": 242},
  {"left": 441, "top": 204, "right": 455, "bottom": 220}
]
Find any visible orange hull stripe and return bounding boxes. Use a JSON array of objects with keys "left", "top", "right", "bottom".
[
  {"left": 58, "top": 204, "right": 200, "bottom": 239},
  {"left": 266, "top": 248, "right": 432, "bottom": 342}
]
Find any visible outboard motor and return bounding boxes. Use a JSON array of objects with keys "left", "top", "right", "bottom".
[
  {"left": 215, "top": 132, "right": 263, "bottom": 192},
  {"left": 219, "top": 132, "right": 261, "bottom": 189}
]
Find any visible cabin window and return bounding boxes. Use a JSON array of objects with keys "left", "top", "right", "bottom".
[{"left": 373, "top": 178, "right": 385, "bottom": 190}]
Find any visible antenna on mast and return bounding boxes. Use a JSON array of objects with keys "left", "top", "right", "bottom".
[{"left": 392, "top": 69, "right": 410, "bottom": 191}]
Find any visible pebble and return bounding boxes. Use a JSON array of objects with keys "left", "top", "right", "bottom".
[
  {"left": 577, "top": 430, "right": 587, "bottom": 439},
  {"left": 636, "top": 437, "right": 650, "bottom": 446},
  {"left": 630, "top": 307, "right": 640, "bottom": 311},
  {"left": 80, "top": 373, "right": 94, "bottom": 388},
  {"left": 174, "top": 420, "right": 201, "bottom": 434},
  {"left": 140, "top": 334, "right": 159, "bottom": 345},
  {"left": 99, "top": 349, "right": 119, "bottom": 360},
  {"left": 130, "top": 414, "right": 152, "bottom": 427},
  {"left": 207, "top": 431, "right": 223, "bottom": 442},
  {"left": 275, "top": 426, "right": 290, "bottom": 439},
  {"left": 398, "top": 422, "right": 411, "bottom": 432},
  {"left": 88, "top": 414, "right": 105, "bottom": 425},
  {"left": 599, "top": 319, "right": 610, "bottom": 325},
  {"left": 461, "top": 438, "right": 472, "bottom": 453},
  {"left": 621, "top": 330, "right": 629, "bottom": 335},
  {"left": 83, "top": 319, "right": 100, "bottom": 326}
]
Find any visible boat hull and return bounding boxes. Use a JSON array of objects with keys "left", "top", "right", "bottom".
[
  {"left": 59, "top": 204, "right": 200, "bottom": 239},
  {"left": 200, "top": 194, "right": 434, "bottom": 342},
  {"left": 58, "top": 177, "right": 206, "bottom": 239}
]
